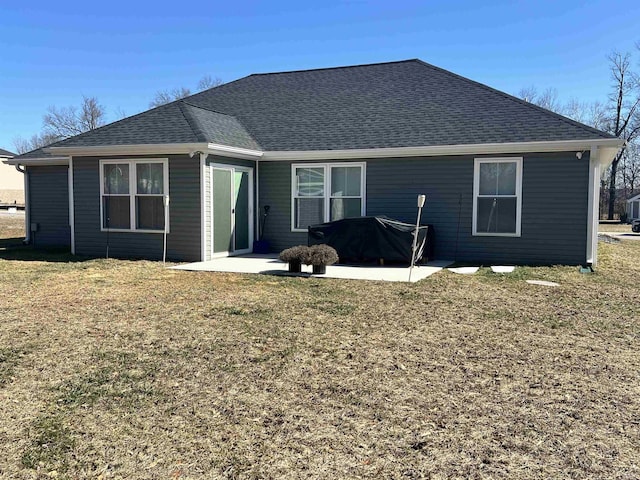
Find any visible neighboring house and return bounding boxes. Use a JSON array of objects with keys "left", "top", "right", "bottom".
[
  {"left": 0, "top": 148, "right": 23, "bottom": 206},
  {"left": 2, "top": 60, "right": 623, "bottom": 266},
  {"left": 627, "top": 193, "right": 640, "bottom": 222}
]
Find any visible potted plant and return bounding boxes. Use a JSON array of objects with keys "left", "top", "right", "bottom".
[
  {"left": 278, "top": 245, "right": 309, "bottom": 273},
  {"left": 306, "top": 244, "right": 339, "bottom": 274}
]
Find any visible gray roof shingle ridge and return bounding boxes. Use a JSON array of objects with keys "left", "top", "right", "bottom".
[
  {"left": 412, "top": 59, "right": 615, "bottom": 140},
  {"left": 178, "top": 101, "right": 262, "bottom": 149},
  {"left": 246, "top": 58, "right": 419, "bottom": 77},
  {"left": 177, "top": 102, "right": 208, "bottom": 142},
  {"left": 179, "top": 100, "right": 235, "bottom": 117}
]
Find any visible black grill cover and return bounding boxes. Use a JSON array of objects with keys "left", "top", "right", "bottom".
[{"left": 308, "top": 216, "right": 434, "bottom": 264}]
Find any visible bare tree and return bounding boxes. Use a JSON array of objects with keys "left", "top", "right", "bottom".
[
  {"left": 197, "top": 74, "right": 224, "bottom": 90},
  {"left": 43, "top": 96, "right": 106, "bottom": 139},
  {"left": 149, "top": 75, "right": 224, "bottom": 108},
  {"left": 149, "top": 87, "right": 192, "bottom": 108},
  {"left": 603, "top": 52, "right": 640, "bottom": 219},
  {"left": 518, "top": 86, "right": 564, "bottom": 113},
  {"left": 13, "top": 132, "right": 61, "bottom": 154},
  {"left": 621, "top": 141, "right": 640, "bottom": 197},
  {"left": 518, "top": 50, "right": 640, "bottom": 219},
  {"left": 114, "top": 107, "right": 128, "bottom": 120}
]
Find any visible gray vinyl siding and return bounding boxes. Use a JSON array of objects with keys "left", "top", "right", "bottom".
[
  {"left": 72, "top": 155, "right": 201, "bottom": 261},
  {"left": 27, "top": 165, "right": 70, "bottom": 248},
  {"left": 259, "top": 152, "right": 589, "bottom": 265}
]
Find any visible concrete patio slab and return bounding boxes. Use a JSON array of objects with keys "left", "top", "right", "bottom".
[
  {"left": 599, "top": 232, "right": 640, "bottom": 241},
  {"left": 171, "top": 254, "right": 452, "bottom": 282}
]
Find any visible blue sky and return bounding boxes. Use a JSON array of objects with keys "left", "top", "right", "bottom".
[{"left": 1, "top": 0, "right": 639, "bottom": 151}]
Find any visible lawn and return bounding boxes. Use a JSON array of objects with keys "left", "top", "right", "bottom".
[
  {"left": 1, "top": 214, "right": 639, "bottom": 479},
  {"left": 598, "top": 222, "right": 633, "bottom": 233}
]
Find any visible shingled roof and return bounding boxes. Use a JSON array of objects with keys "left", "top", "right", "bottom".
[
  {"left": 0, "top": 148, "right": 16, "bottom": 157},
  {"left": 35, "top": 59, "right": 617, "bottom": 154}
]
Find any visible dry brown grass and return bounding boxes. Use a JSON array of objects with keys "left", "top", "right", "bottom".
[
  {"left": 1, "top": 213, "right": 639, "bottom": 479},
  {"left": 0, "top": 212, "right": 25, "bottom": 242},
  {"left": 598, "top": 223, "right": 633, "bottom": 233}
]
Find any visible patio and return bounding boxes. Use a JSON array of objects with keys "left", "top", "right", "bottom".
[{"left": 171, "top": 254, "right": 452, "bottom": 282}]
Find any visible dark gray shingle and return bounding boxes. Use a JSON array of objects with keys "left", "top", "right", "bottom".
[
  {"left": 32, "top": 59, "right": 617, "bottom": 154},
  {"left": 0, "top": 148, "right": 16, "bottom": 157}
]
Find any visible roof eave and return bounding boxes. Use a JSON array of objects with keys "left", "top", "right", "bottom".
[
  {"left": 46, "top": 142, "right": 264, "bottom": 160},
  {"left": 3, "top": 156, "right": 70, "bottom": 166},
  {"left": 261, "top": 138, "right": 624, "bottom": 161},
  {"left": 15, "top": 138, "right": 623, "bottom": 164}
]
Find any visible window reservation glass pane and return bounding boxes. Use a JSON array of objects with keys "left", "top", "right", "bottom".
[
  {"left": 137, "top": 163, "right": 164, "bottom": 194},
  {"left": 479, "top": 162, "right": 516, "bottom": 195},
  {"left": 103, "top": 164, "right": 129, "bottom": 194},
  {"left": 136, "top": 196, "right": 165, "bottom": 230},
  {"left": 330, "top": 198, "right": 361, "bottom": 221},
  {"left": 477, "top": 197, "right": 517, "bottom": 233},
  {"left": 296, "top": 168, "right": 324, "bottom": 197},
  {"left": 103, "top": 196, "right": 130, "bottom": 229},
  {"left": 295, "top": 198, "right": 324, "bottom": 229},
  {"left": 331, "top": 166, "right": 361, "bottom": 197}
]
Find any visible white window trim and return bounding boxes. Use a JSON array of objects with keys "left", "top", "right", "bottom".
[
  {"left": 99, "top": 158, "right": 170, "bottom": 233},
  {"left": 472, "top": 157, "right": 522, "bottom": 237},
  {"left": 291, "top": 162, "right": 366, "bottom": 232}
]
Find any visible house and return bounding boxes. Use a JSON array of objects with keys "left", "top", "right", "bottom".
[
  {"left": 2, "top": 60, "right": 623, "bottom": 266},
  {"left": 0, "top": 148, "right": 23, "bottom": 206},
  {"left": 627, "top": 193, "right": 640, "bottom": 222}
]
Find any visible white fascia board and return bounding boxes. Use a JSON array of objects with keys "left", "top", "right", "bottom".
[
  {"left": 47, "top": 143, "right": 211, "bottom": 157},
  {"left": 46, "top": 142, "right": 264, "bottom": 161},
  {"left": 627, "top": 193, "right": 640, "bottom": 203},
  {"left": 261, "top": 138, "right": 624, "bottom": 161},
  {"left": 34, "top": 137, "right": 625, "bottom": 163},
  {"left": 206, "top": 143, "right": 263, "bottom": 160},
  {"left": 3, "top": 157, "right": 70, "bottom": 166}
]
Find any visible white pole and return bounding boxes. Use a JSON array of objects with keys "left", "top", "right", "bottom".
[
  {"left": 163, "top": 194, "right": 170, "bottom": 265},
  {"left": 409, "top": 194, "right": 426, "bottom": 282}
]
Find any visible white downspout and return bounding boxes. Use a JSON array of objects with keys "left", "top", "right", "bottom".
[
  {"left": 586, "top": 146, "right": 600, "bottom": 267},
  {"left": 68, "top": 158, "right": 75, "bottom": 254},
  {"left": 199, "top": 152, "right": 208, "bottom": 261},
  {"left": 255, "top": 160, "right": 260, "bottom": 239},
  {"left": 15, "top": 165, "right": 30, "bottom": 244}
]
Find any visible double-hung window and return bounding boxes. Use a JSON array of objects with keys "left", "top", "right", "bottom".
[
  {"left": 292, "top": 163, "right": 365, "bottom": 231},
  {"left": 100, "top": 159, "right": 169, "bottom": 232},
  {"left": 473, "top": 157, "right": 522, "bottom": 236}
]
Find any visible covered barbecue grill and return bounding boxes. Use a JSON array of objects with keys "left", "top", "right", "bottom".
[{"left": 308, "top": 216, "right": 434, "bottom": 264}]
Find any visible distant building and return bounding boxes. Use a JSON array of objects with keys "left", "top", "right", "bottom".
[{"left": 0, "top": 148, "right": 24, "bottom": 205}]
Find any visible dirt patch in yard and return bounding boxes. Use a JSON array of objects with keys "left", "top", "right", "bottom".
[{"left": 0, "top": 225, "right": 639, "bottom": 478}]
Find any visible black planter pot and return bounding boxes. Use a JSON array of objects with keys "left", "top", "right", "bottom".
[
  {"left": 312, "top": 264, "right": 326, "bottom": 275},
  {"left": 253, "top": 239, "right": 270, "bottom": 254},
  {"left": 288, "top": 260, "right": 302, "bottom": 273}
]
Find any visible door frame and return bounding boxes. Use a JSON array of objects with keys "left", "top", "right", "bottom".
[{"left": 210, "top": 164, "right": 254, "bottom": 258}]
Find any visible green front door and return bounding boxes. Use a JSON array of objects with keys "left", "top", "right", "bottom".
[
  {"left": 212, "top": 166, "right": 252, "bottom": 255},
  {"left": 234, "top": 170, "right": 250, "bottom": 251},
  {"left": 213, "top": 168, "right": 233, "bottom": 254}
]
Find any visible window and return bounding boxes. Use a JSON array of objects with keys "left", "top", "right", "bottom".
[
  {"left": 100, "top": 159, "right": 169, "bottom": 232},
  {"left": 292, "top": 163, "right": 365, "bottom": 231},
  {"left": 473, "top": 157, "right": 522, "bottom": 236}
]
